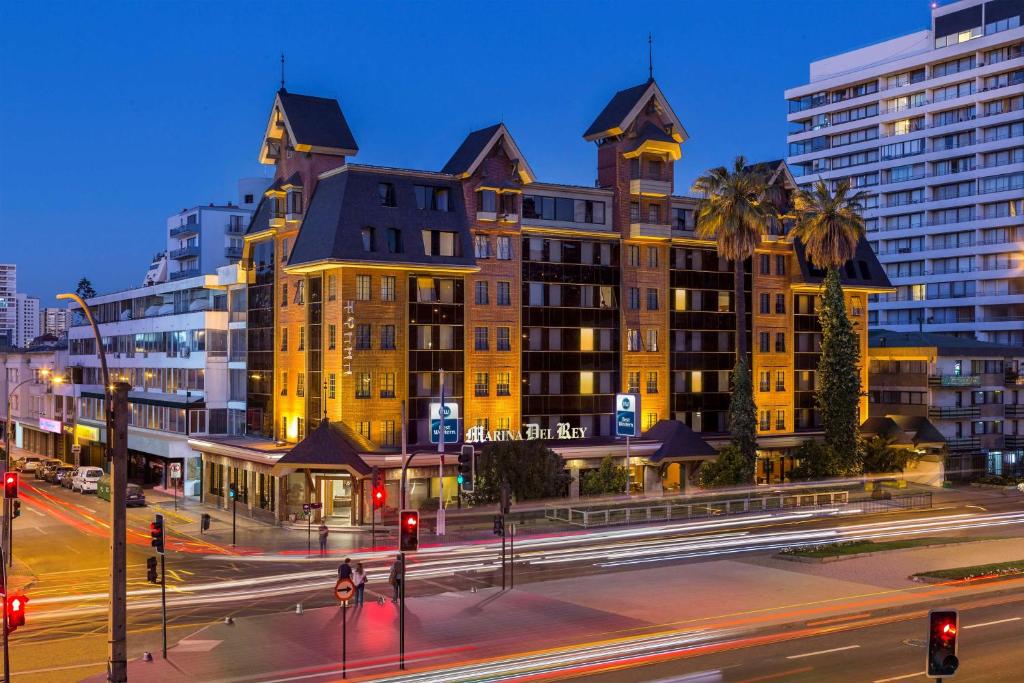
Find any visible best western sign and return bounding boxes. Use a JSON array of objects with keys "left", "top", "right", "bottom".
[{"left": 615, "top": 393, "right": 639, "bottom": 437}]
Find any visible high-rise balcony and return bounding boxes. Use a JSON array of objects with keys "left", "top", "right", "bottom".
[
  {"left": 628, "top": 221, "right": 672, "bottom": 239},
  {"left": 225, "top": 246, "right": 243, "bottom": 260},
  {"left": 169, "top": 245, "right": 200, "bottom": 260},
  {"left": 170, "top": 223, "right": 199, "bottom": 238},
  {"left": 629, "top": 177, "right": 672, "bottom": 197},
  {"left": 170, "top": 268, "right": 201, "bottom": 281}
]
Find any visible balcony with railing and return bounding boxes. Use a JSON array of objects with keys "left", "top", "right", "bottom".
[
  {"left": 929, "top": 374, "right": 981, "bottom": 387},
  {"left": 170, "top": 222, "right": 199, "bottom": 238},
  {"left": 946, "top": 437, "right": 981, "bottom": 452},
  {"left": 169, "top": 267, "right": 201, "bottom": 281},
  {"left": 169, "top": 245, "right": 200, "bottom": 260},
  {"left": 928, "top": 406, "right": 981, "bottom": 419},
  {"left": 225, "top": 246, "right": 243, "bottom": 260}
]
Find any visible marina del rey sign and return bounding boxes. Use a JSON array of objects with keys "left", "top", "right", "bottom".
[{"left": 465, "top": 423, "right": 588, "bottom": 444}]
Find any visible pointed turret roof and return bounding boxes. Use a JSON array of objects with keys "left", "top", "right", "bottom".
[
  {"left": 441, "top": 123, "right": 535, "bottom": 183},
  {"left": 583, "top": 79, "right": 687, "bottom": 143}
]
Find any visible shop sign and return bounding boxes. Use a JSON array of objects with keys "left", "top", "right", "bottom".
[
  {"left": 429, "top": 402, "right": 460, "bottom": 443},
  {"left": 341, "top": 300, "right": 355, "bottom": 376},
  {"left": 75, "top": 424, "right": 100, "bottom": 441},
  {"left": 465, "top": 422, "right": 588, "bottom": 443},
  {"left": 615, "top": 393, "right": 639, "bottom": 437},
  {"left": 39, "top": 418, "right": 62, "bottom": 434},
  {"left": 169, "top": 462, "right": 182, "bottom": 479}
]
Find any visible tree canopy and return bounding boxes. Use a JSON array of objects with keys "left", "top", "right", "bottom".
[{"left": 472, "top": 440, "right": 570, "bottom": 504}]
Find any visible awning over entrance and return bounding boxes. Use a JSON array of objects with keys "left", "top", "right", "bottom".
[
  {"left": 860, "top": 415, "right": 946, "bottom": 449},
  {"left": 642, "top": 420, "right": 718, "bottom": 463},
  {"left": 271, "top": 417, "right": 373, "bottom": 477}
]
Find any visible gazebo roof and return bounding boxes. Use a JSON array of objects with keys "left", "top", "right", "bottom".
[
  {"left": 271, "top": 418, "right": 373, "bottom": 476},
  {"left": 642, "top": 420, "right": 718, "bottom": 462}
]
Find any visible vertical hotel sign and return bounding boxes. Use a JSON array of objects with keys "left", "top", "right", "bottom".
[{"left": 342, "top": 300, "right": 355, "bottom": 376}]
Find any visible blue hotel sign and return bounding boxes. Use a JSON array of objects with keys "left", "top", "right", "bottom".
[
  {"left": 615, "top": 393, "right": 639, "bottom": 437},
  {"left": 429, "top": 402, "right": 460, "bottom": 444}
]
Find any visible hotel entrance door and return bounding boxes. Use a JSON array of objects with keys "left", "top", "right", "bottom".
[{"left": 318, "top": 475, "right": 354, "bottom": 526}]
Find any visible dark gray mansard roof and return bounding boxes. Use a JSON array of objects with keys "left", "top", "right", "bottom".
[
  {"left": 793, "top": 238, "right": 892, "bottom": 290},
  {"left": 278, "top": 89, "right": 359, "bottom": 152},
  {"left": 584, "top": 81, "right": 652, "bottom": 139},
  {"left": 441, "top": 124, "right": 503, "bottom": 175},
  {"left": 287, "top": 167, "right": 476, "bottom": 269}
]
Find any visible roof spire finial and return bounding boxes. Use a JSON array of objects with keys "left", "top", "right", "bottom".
[
  {"left": 280, "top": 52, "right": 286, "bottom": 91},
  {"left": 647, "top": 33, "right": 654, "bottom": 82}
]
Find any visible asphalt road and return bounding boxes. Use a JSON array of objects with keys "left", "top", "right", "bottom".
[{"left": 8, "top": 480, "right": 1024, "bottom": 681}]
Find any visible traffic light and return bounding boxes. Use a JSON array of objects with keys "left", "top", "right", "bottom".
[
  {"left": 146, "top": 556, "right": 158, "bottom": 584},
  {"left": 927, "top": 609, "right": 959, "bottom": 678},
  {"left": 150, "top": 514, "right": 165, "bottom": 554},
  {"left": 3, "top": 471, "right": 18, "bottom": 499},
  {"left": 371, "top": 467, "right": 386, "bottom": 509},
  {"left": 458, "top": 445, "right": 474, "bottom": 494},
  {"left": 228, "top": 483, "right": 237, "bottom": 500},
  {"left": 5, "top": 594, "right": 27, "bottom": 633},
  {"left": 12, "top": 501, "right": 21, "bottom": 518},
  {"left": 399, "top": 510, "right": 419, "bottom": 552},
  {"left": 493, "top": 515, "right": 504, "bottom": 537}
]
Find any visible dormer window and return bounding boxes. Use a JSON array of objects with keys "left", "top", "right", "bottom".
[
  {"left": 500, "top": 193, "right": 517, "bottom": 215},
  {"left": 286, "top": 190, "right": 303, "bottom": 215},
  {"left": 386, "top": 228, "right": 403, "bottom": 253},
  {"left": 415, "top": 185, "right": 451, "bottom": 211},
  {"left": 377, "top": 182, "right": 396, "bottom": 207},
  {"left": 478, "top": 189, "right": 497, "bottom": 213},
  {"left": 361, "top": 227, "right": 375, "bottom": 252}
]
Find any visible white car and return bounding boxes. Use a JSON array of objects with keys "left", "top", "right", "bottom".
[
  {"left": 16, "top": 456, "right": 42, "bottom": 472},
  {"left": 72, "top": 467, "right": 104, "bottom": 493}
]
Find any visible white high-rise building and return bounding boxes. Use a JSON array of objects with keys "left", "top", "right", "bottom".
[
  {"left": 14, "top": 293, "right": 41, "bottom": 348},
  {"left": 43, "top": 307, "right": 72, "bottom": 337},
  {"left": 0, "top": 264, "right": 15, "bottom": 348},
  {"left": 785, "top": 0, "right": 1024, "bottom": 345}
]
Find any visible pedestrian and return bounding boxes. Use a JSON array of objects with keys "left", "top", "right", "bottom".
[
  {"left": 353, "top": 562, "right": 367, "bottom": 606},
  {"left": 338, "top": 557, "right": 353, "bottom": 581},
  {"left": 388, "top": 554, "right": 404, "bottom": 603},
  {"left": 318, "top": 522, "right": 329, "bottom": 554}
]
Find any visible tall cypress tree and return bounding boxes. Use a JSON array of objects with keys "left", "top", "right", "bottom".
[
  {"left": 729, "top": 356, "right": 758, "bottom": 481},
  {"left": 816, "top": 269, "right": 862, "bottom": 473}
]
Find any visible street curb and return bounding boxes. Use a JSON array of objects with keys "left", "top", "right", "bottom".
[
  {"left": 775, "top": 538, "right": 1002, "bottom": 563},
  {"left": 910, "top": 569, "right": 1024, "bottom": 584}
]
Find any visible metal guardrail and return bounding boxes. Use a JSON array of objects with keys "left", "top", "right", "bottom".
[{"left": 545, "top": 490, "right": 863, "bottom": 529}]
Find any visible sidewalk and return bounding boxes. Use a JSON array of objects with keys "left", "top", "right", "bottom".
[{"left": 96, "top": 536, "right": 1024, "bottom": 682}]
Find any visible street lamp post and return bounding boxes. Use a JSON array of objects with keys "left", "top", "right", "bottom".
[{"left": 56, "top": 292, "right": 124, "bottom": 682}]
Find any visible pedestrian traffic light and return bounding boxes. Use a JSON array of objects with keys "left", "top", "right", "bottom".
[
  {"left": 12, "top": 501, "right": 21, "bottom": 519},
  {"left": 3, "top": 472, "right": 18, "bottom": 499},
  {"left": 150, "top": 514, "right": 165, "bottom": 554},
  {"left": 146, "top": 556, "right": 158, "bottom": 584},
  {"left": 373, "top": 484, "right": 386, "bottom": 509},
  {"left": 458, "top": 445, "right": 474, "bottom": 494},
  {"left": 399, "top": 510, "right": 419, "bottom": 552},
  {"left": 927, "top": 609, "right": 959, "bottom": 677},
  {"left": 228, "top": 483, "right": 237, "bottom": 500},
  {"left": 493, "top": 515, "right": 504, "bottom": 537},
  {"left": 5, "top": 594, "right": 27, "bottom": 633}
]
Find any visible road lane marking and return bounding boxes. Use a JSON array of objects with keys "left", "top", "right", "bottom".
[
  {"left": 873, "top": 673, "right": 925, "bottom": 682},
  {"left": 27, "top": 505, "right": 45, "bottom": 516},
  {"left": 805, "top": 612, "right": 871, "bottom": 627},
  {"left": 785, "top": 644, "right": 860, "bottom": 659},
  {"left": 963, "top": 616, "right": 1021, "bottom": 629}
]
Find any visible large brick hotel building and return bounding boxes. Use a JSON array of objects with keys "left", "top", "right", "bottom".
[{"left": 189, "top": 80, "right": 891, "bottom": 525}]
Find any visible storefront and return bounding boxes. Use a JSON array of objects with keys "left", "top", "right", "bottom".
[{"left": 14, "top": 417, "right": 66, "bottom": 460}]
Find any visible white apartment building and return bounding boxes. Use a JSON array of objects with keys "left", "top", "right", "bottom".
[
  {"left": 15, "top": 293, "right": 41, "bottom": 348},
  {"left": 1, "top": 341, "right": 71, "bottom": 459},
  {"left": 165, "top": 178, "right": 270, "bottom": 282},
  {"left": 66, "top": 265, "right": 248, "bottom": 497},
  {"left": 0, "top": 264, "right": 16, "bottom": 348},
  {"left": 785, "top": 0, "right": 1024, "bottom": 345},
  {"left": 43, "top": 307, "right": 71, "bottom": 338}
]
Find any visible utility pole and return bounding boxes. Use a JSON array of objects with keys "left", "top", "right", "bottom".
[
  {"left": 108, "top": 381, "right": 130, "bottom": 682},
  {"left": 2, "top": 543, "right": 10, "bottom": 683}
]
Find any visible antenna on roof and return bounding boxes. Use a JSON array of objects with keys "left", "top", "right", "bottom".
[
  {"left": 280, "top": 52, "right": 286, "bottom": 91},
  {"left": 648, "top": 33, "right": 653, "bottom": 82}
]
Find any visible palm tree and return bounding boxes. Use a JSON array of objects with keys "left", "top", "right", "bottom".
[
  {"left": 790, "top": 179, "right": 866, "bottom": 271},
  {"left": 691, "top": 156, "right": 776, "bottom": 360}
]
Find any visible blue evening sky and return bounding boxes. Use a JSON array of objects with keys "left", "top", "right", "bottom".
[{"left": 1, "top": 0, "right": 930, "bottom": 305}]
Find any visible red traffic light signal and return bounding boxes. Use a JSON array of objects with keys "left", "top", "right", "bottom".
[
  {"left": 373, "top": 485, "right": 386, "bottom": 509},
  {"left": 3, "top": 472, "right": 18, "bottom": 499},
  {"left": 6, "top": 593, "right": 27, "bottom": 632},
  {"left": 150, "top": 514, "right": 165, "bottom": 554},
  {"left": 927, "top": 609, "right": 959, "bottom": 677},
  {"left": 399, "top": 509, "right": 419, "bottom": 552}
]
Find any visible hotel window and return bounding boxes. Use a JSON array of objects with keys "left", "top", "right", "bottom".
[
  {"left": 580, "top": 371, "right": 595, "bottom": 394},
  {"left": 386, "top": 228, "right": 403, "bottom": 253},
  {"left": 378, "top": 182, "right": 396, "bottom": 207},
  {"left": 361, "top": 227, "right": 375, "bottom": 252},
  {"left": 628, "top": 287, "right": 640, "bottom": 310},
  {"left": 497, "top": 372, "right": 511, "bottom": 396},
  {"left": 421, "top": 230, "right": 459, "bottom": 257},
  {"left": 626, "top": 245, "right": 640, "bottom": 266},
  {"left": 474, "top": 235, "right": 490, "bottom": 258},
  {"left": 776, "top": 371, "right": 785, "bottom": 391},
  {"left": 760, "top": 410, "right": 771, "bottom": 431},
  {"left": 759, "top": 332, "right": 770, "bottom": 353},
  {"left": 281, "top": 416, "right": 288, "bottom": 440},
  {"left": 281, "top": 238, "right": 290, "bottom": 262},
  {"left": 647, "top": 204, "right": 660, "bottom": 223},
  {"left": 497, "top": 236, "right": 512, "bottom": 260},
  {"left": 759, "top": 371, "right": 770, "bottom": 392},
  {"left": 776, "top": 410, "right": 785, "bottom": 431},
  {"left": 356, "top": 324, "right": 371, "bottom": 350},
  {"left": 644, "top": 411, "right": 658, "bottom": 430},
  {"left": 356, "top": 275, "right": 371, "bottom": 301},
  {"left": 775, "top": 294, "right": 785, "bottom": 314},
  {"left": 475, "top": 372, "right": 489, "bottom": 397},
  {"left": 718, "top": 291, "right": 731, "bottom": 312},
  {"left": 630, "top": 202, "right": 640, "bottom": 222},
  {"left": 647, "top": 288, "right": 659, "bottom": 310},
  {"left": 328, "top": 275, "right": 337, "bottom": 301},
  {"left": 328, "top": 373, "right": 336, "bottom": 399},
  {"left": 497, "top": 327, "right": 511, "bottom": 351},
  {"left": 298, "top": 326, "right": 305, "bottom": 351},
  {"left": 760, "top": 293, "right": 770, "bottom": 314},
  {"left": 776, "top": 255, "right": 785, "bottom": 275},
  {"left": 474, "top": 281, "right": 489, "bottom": 305},
  {"left": 381, "top": 421, "right": 396, "bottom": 447},
  {"left": 280, "top": 328, "right": 288, "bottom": 352},
  {"left": 673, "top": 289, "right": 687, "bottom": 311},
  {"left": 760, "top": 254, "right": 770, "bottom": 274},
  {"left": 474, "top": 327, "right": 488, "bottom": 351},
  {"left": 357, "top": 421, "right": 370, "bottom": 440},
  {"left": 646, "top": 329, "right": 658, "bottom": 352},
  {"left": 580, "top": 327, "right": 594, "bottom": 351},
  {"left": 647, "top": 246, "right": 658, "bottom": 268},
  {"left": 497, "top": 281, "right": 511, "bottom": 306},
  {"left": 775, "top": 332, "right": 786, "bottom": 352},
  {"left": 281, "top": 282, "right": 288, "bottom": 307},
  {"left": 381, "top": 276, "right": 396, "bottom": 301},
  {"left": 356, "top": 373, "right": 371, "bottom": 399},
  {"left": 297, "top": 373, "right": 305, "bottom": 397},
  {"left": 627, "top": 328, "right": 641, "bottom": 352},
  {"left": 415, "top": 185, "right": 451, "bottom": 211},
  {"left": 673, "top": 207, "right": 690, "bottom": 230},
  {"left": 379, "top": 372, "right": 396, "bottom": 398},
  {"left": 280, "top": 371, "right": 288, "bottom": 396},
  {"left": 628, "top": 371, "right": 640, "bottom": 393},
  {"left": 297, "top": 417, "right": 305, "bottom": 441},
  {"left": 478, "top": 189, "right": 497, "bottom": 213},
  {"left": 380, "top": 325, "right": 396, "bottom": 350},
  {"left": 328, "top": 324, "right": 336, "bottom": 350},
  {"left": 293, "top": 280, "right": 305, "bottom": 305},
  {"left": 646, "top": 372, "right": 658, "bottom": 394}
]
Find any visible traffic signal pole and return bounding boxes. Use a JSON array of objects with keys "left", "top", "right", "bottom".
[
  {"left": 399, "top": 552, "right": 406, "bottom": 670},
  {"left": 160, "top": 553, "right": 167, "bottom": 659},
  {"left": 2, "top": 544, "right": 10, "bottom": 683},
  {"left": 108, "top": 381, "right": 130, "bottom": 682}
]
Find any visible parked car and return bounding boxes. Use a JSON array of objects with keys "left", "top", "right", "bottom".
[
  {"left": 61, "top": 467, "right": 77, "bottom": 488},
  {"left": 37, "top": 459, "right": 64, "bottom": 480},
  {"left": 14, "top": 456, "right": 42, "bottom": 472},
  {"left": 96, "top": 476, "right": 147, "bottom": 507},
  {"left": 72, "top": 467, "right": 104, "bottom": 493},
  {"left": 53, "top": 466, "right": 75, "bottom": 487}
]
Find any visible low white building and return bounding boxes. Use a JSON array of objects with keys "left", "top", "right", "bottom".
[
  {"left": 0, "top": 340, "right": 71, "bottom": 459},
  {"left": 66, "top": 265, "right": 248, "bottom": 497}
]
